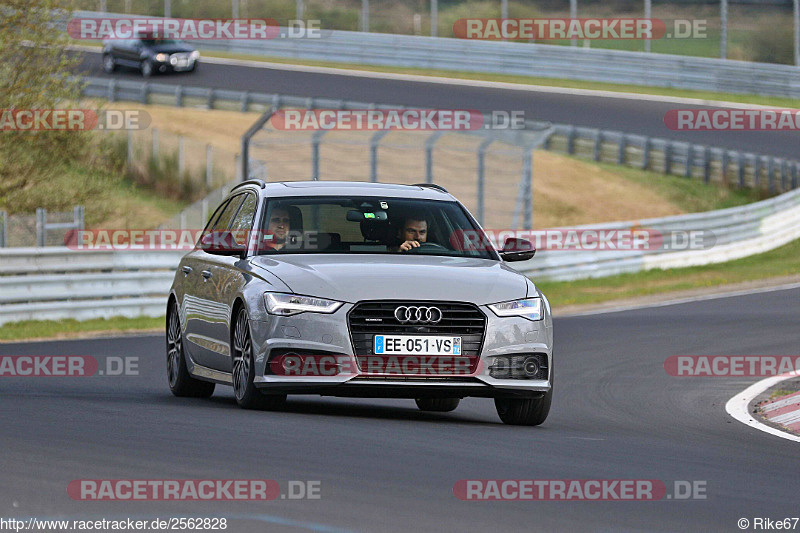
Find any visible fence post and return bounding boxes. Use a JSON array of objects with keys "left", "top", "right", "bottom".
[
  {"left": 370, "top": 130, "right": 390, "bottom": 182},
  {"left": 477, "top": 138, "right": 493, "bottom": 226},
  {"left": 311, "top": 130, "right": 328, "bottom": 181},
  {"left": 36, "top": 208, "right": 46, "bottom": 247},
  {"left": 425, "top": 131, "right": 445, "bottom": 184},
  {"left": 206, "top": 144, "right": 213, "bottom": 188},
  {"left": 74, "top": 206, "right": 84, "bottom": 232},
  {"left": 738, "top": 153, "right": 745, "bottom": 188},
  {"left": 152, "top": 128, "right": 159, "bottom": 159},
  {"left": 616, "top": 134, "right": 626, "bottom": 165},
  {"left": 0, "top": 211, "right": 6, "bottom": 248}
]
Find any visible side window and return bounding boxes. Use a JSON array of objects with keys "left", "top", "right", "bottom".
[
  {"left": 212, "top": 194, "right": 246, "bottom": 232},
  {"left": 228, "top": 194, "right": 258, "bottom": 246}
]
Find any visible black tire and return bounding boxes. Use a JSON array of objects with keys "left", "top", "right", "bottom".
[
  {"left": 494, "top": 361, "right": 553, "bottom": 426},
  {"left": 141, "top": 59, "right": 153, "bottom": 77},
  {"left": 167, "top": 303, "right": 215, "bottom": 398},
  {"left": 415, "top": 398, "right": 460, "bottom": 412},
  {"left": 232, "top": 308, "right": 286, "bottom": 410},
  {"left": 102, "top": 54, "right": 116, "bottom": 73}
]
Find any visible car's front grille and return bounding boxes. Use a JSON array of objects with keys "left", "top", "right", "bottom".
[{"left": 348, "top": 301, "right": 486, "bottom": 373}]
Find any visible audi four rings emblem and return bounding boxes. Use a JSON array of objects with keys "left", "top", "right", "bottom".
[{"left": 394, "top": 306, "right": 442, "bottom": 324}]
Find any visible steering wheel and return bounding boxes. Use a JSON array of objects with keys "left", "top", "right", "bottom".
[{"left": 406, "top": 242, "right": 448, "bottom": 253}]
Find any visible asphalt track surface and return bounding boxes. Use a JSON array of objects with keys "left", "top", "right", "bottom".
[
  {"left": 75, "top": 52, "right": 800, "bottom": 160},
  {"left": 2, "top": 287, "right": 799, "bottom": 532}
]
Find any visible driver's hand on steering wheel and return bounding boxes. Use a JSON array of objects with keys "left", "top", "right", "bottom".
[{"left": 399, "top": 240, "right": 421, "bottom": 252}]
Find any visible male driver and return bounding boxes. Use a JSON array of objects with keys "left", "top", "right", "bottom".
[
  {"left": 397, "top": 212, "right": 428, "bottom": 252},
  {"left": 262, "top": 207, "right": 291, "bottom": 251}
]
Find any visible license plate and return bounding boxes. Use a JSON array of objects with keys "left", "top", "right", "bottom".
[{"left": 374, "top": 335, "right": 461, "bottom": 356}]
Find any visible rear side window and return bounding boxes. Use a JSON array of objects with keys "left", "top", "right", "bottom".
[{"left": 213, "top": 195, "right": 246, "bottom": 231}]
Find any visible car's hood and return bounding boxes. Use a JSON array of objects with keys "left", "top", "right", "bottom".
[
  {"left": 250, "top": 254, "right": 528, "bottom": 305},
  {"left": 150, "top": 43, "right": 195, "bottom": 54}
]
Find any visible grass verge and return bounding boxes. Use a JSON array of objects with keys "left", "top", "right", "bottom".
[
  {"left": 0, "top": 316, "right": 164, "bottom": 343},
  {"left": 537, "top": 238, "right": 800, "bottom": 307}
]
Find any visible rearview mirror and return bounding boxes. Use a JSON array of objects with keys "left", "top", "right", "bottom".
[
  {"left": 499, "top": 237, "right": 535, "bottom": 262},
  {"left": 346, "top": 210, "right": 388, "bottom": 222}
]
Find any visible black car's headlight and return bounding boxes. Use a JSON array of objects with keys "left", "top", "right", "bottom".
[
  {"left": 487, "top": 298, "right": 544, "bottom": 321},
  {"left": 155, "top": 53, "right": 168, "bottom": 62},
  {"left": 264, "top": 293, "right": 343, "bottom": 316}
]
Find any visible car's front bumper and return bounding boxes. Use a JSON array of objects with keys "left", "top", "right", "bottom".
[{"left": 249, "top": 303, "right": 553, "bottom": 399}]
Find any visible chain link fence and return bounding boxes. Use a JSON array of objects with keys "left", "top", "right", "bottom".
[{"left": 0, "top": 207, "right": 84, "bottom": 248}]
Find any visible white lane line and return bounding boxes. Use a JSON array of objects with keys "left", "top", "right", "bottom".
[
  {"left": 557, "top": 282, "right": 800, "bottom": 318},
  {"left": 725, "top": 371, "right": 800, "bottom": 443},
  {"left": 71, "top": 45, "right": 792, "bottom": 110}
]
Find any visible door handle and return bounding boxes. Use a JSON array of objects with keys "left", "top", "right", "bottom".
[
  {"left": 201, "top": 270, "right": 212, "bottom": 280},
  {"left": 181, "top": 266, "right": 193, "bottom": 275}
]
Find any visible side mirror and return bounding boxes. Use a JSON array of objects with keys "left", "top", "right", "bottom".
[
  {"left": 199, "top": 231, "right": 246, "bottom": 257},
  {"left": 499, "top": 237, "right": 535, "bottom": 262}
]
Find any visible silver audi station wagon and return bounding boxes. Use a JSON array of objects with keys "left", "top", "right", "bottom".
[{"left": 166, "top": 180, "right": 553, "bottom": 425}]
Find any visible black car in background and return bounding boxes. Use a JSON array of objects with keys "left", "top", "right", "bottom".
[{"left": 102, "top": 36, "right": 199, "bottom": 77}]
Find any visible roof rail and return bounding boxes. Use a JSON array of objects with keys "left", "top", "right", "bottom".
[
  {"left": 412, "top": 183, "right": 449, "bottom": 193},
  {"left": 232, "top": 179, "right": 267, "bottom": 191}
]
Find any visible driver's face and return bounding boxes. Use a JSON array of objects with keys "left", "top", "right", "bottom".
[
  {"left": 267, "top": 208, "right": 291, "bottom": 242},
  {"left": 401, "top": 219, "right": 427, "bottom": 243}
]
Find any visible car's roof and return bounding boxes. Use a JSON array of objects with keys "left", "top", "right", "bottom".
[{"left": 236, "top": 181, "right": 456, "bottom": 201}]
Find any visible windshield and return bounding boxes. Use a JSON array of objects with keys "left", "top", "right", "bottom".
[{"left": 256, "top": 196, "right": 497, "bottom": 260}]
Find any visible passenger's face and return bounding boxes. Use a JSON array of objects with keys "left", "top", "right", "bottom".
[{"left": 401, "top": 219, "right": 427, "bottom": 243}]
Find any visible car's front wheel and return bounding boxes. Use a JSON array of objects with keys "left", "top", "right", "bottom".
[
  {"left": 102, "top": 54, "right": 116, "bottom": 73},
  {"left": 167, "top": 303, "right": 215, "bottom": 398},
  {"left": 415, "top": 398, "right": 460, "bottom": 412},
  {"left": 232, "top": 308, "right": 286, "bottom": 410},
  {"left": 494, "top": 391, "right": 551, "bottom": 426}
]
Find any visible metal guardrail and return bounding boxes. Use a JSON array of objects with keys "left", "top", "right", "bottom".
[
  {"left": 1, "top": 186, "right": 798, "bottom": 324},
  {"left": 75, "top": 10, "right": 800, "bottom": 98}
]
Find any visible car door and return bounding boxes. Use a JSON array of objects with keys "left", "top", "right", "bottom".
[
  {"left": 201, "top": 192, "right": 260, "bottom": 372},
  {"left": 182, "top": 194, "right": 246, "bottom": 370}
]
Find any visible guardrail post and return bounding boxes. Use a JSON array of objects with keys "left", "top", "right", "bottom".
[
  {"left": 566, "top": 125, "right": 577, "bottom": 155},
  {"left": 107, "top": 79, "right": 116, "bottom": 102},
  {"left": 721, "top": 150, "right": 730, "bottom": 185},
  {"left": 240, "top": 91, "right": 250, "bottom": 112},
  {"left": 641, "top": 137, "right": 650, "bottom": 170},
  {"left": 370, "top": 130, "right": 390, "bottom": 182},
  {"left": 175, "top": 85, "right": 183, "bottom": 107},
  {"left": 664, "top": 142, "right": 672, "bottom": 175},
  {"left": 36, "top": 208, "right": 46, "bottom": 247},
  {"left": 702, "top": 147, "right": 711, "bottom": 183},
  {"left": 738, "top": 153, "right": 745, "bottom": 188},
  {"left": 311, "top": 130, "right": 329, "bottom": 181},
  {"left": 206, "top": 144, "right": 213, "bottom": 188},
  {"left": 753, "top": 156, "right": 762, "bottom": 189},
  {"left": 140, "top": 82, "right": 149, "bottom": 104},
  {"left": 207, "top": 88, "right": 215, "bottom": 110},
  {"left": 616, "top": 134, "right": 626, "bottom": 165},
  {"left": 0, "top": 211, "right": 6, "bottom": 248},
  {"left": 592, "top": 130, "right": 602, "bottom": 161},
  {"left": 477, "top": 138, "right": 493, "bottom": 226},
  {"left": 74, "top": 206, "right": 84, "bottom": 232},
  {"left": 425, "top": 131, "right": 445, "bottom": 184},
  {"left": 793, "top": 162, "right": 799, "bottom": 190}
]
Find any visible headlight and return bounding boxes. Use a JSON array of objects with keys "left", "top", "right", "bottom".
[
  {"left": 190, "top": 50, "right": 200, "bottom": 60},
  {"left": 488, "top": 298, "right": 543, "bottom": 321},
  {"left": 264, "top": 293, "right": 343, "bottom": 316},
  {"left": 170, "top": 55, "right": 178, "bottom": 65},
  {"left": 155, "top": 53, "right": 168, "bottom": 62}
]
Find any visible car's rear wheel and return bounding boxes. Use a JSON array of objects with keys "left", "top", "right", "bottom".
[
  {"left": 415, "top": 398, "right": 460, "bottom": 412},
  {"left": 167, "top": 303, "right": 215, "bottom": 398},
  {"left": 232, "top": 308, "right": 286, "bottom": 410},
  {"left": 102, "top": 54, "right": 116, "bottom": 73},
  {"left": 141, "top": 59, "right": 153, "bottom": 77}
]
